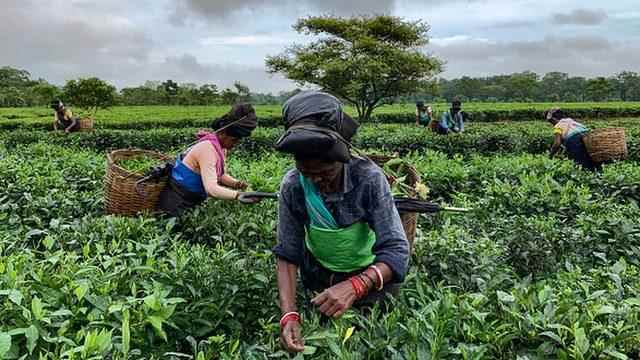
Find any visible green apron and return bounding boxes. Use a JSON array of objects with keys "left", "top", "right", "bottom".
[
  {"left": 299, "top": 174, "right": 376, "bottom": 273},
  {"left": 418, "top": 111, "right": 431, "bottom": 126}
]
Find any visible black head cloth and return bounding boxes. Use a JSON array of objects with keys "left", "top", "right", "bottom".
[
  {"left": 275, "top": 91, "right": 359, "bottom": 163},
  {"left": 212, "top": 103, "right": 258, "bottom": 138},
  {"left": 51, "top": 99, "right": 63, "bottom": 110}
]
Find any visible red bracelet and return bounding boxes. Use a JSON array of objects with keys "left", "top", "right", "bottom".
[
  {"left": 279, "top": 312, "right": 301, "bottom": 328},
  {"left": 349, "top": 276, "right": 368, "bottom": 300}
]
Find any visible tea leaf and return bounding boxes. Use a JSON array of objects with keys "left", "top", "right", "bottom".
[
  {"left": 0, "top": 333, "right": 11, "bottom": 357},
  {"left": 342, "top": 327, "right": 355, "bottom": 345},
  {"left": 25, "top": 325, "right": 38, "bottom": 354},
  {"left": 497, "top": 290, "right": 515, "bottom": 303}
]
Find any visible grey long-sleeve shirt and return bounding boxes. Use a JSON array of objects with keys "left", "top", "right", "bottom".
[{"left": 273, "top": 156, "right": 410, "bottom": 282}]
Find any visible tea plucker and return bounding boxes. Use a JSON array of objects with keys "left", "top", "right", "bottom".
[
  {"left": 156, "top": 104, "right": 260, "bottom": 216},
  {"left": 51, "top": 99, "right": 79, "bottom": 133},
  {"left": 272, "top": 91, "right": 409, "bottom": 353},
  {"left": 546, "top": 107, "right": 598, "bottom": 171}
]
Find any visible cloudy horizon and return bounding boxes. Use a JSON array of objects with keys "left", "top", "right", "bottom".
[{"left": 1, "top": 0, "right": 638, "bottom": 93}]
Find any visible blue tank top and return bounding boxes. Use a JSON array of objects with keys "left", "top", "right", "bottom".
[{"left": 171, "top": 157, "right": 207, "bottom": 198}]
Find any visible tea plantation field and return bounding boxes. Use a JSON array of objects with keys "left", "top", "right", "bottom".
[
  {"left": 1, "top": 102, "right": 640, "bottom": 130},
  {"left": 1, "top": 110, "right": 640, "bottom": 358}
]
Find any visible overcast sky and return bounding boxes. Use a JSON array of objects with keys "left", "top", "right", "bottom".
[{"left": 1, "top": 0, "right": 639, "bottom": 92}]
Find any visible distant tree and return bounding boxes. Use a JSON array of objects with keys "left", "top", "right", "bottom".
[
  {"left": 219, "top": 82, "right": 251, "bottom": 105},
  {"left": 143, "top": 80, "right": 162, "bottom": 90},
  {"left": 62, "top": 77, "right": 116, "bottom": 115},
  {"left": 586, "top": 77, "right": 613, "bottom": 102},
  {"left": 457, "top": 76, "right": 482, "bottom": 101},
  {"left": 539, "top": 72, "right": 569, "bottom": 102},
  {"left": 505, "top": 71, "right": 538, "bottom": 101},
  {"left": 278, "top": 88, "right": 303, "bottom": 102},
  {"left": 615, "top": 71, "right": 640, "bottom": 101},
  {"left": 564, "top": 77, "right": 587, "bottom": 102},
  {"left": 0, "top": 87, "right": 26, "bottom": 107},
  {"left": 266, "top": 15, "right": 442, "bottom": 121},
  {"left": 30, "top": 82, "right": 60, "bottom": 105},
  {"left": 479, "top": 85, "right": 506, "bottom": 101},
  {"left": 0, "top": 66, "right": 33, "bottom": 88},
  {"left": 162, "top": 80, "right": 179, "bottom": 95},
  {"left": 161, "top": 80, "right": 179, "bottom": 104},
  {"left": 233, "top": 82, "right": 251, "bottom": 103},
  {"left": 220, "top": 88, "right": 240, "bottom": 105},
  {"left": 119, "top": 86, "right": 161, "bottom": 105},
  {"left": 198, "top": 84, "right": 219, "bottom": 105}
]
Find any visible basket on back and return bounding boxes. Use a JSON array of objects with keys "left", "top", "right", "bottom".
[
  {"left": 583, "top": 128, "right": 628, "bottom": 163},
  {"left": 367, "top": 153, "right": 420, "bottom": 251},
  {"left": 78, "top": 117, "right": 94, "bottom": 132},
  {"left": 104, "top": 149, "right": 172, "bottom": 216}
]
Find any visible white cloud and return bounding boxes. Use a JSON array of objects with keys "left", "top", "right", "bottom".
[
  {"left": 431, "top": 35, "right": 494, "bottom": 47},
  {"left": 1, "top": 0, "right": 639, "bottom": 93},
  {"left": 429, "top": 35, "right": 640, "bottom": 78},
  {"left": 551, "top": 9, "right": 608, "bottom": 25},
  {"left": 612, "top": 11, "right": 640, "bottom": 20},
  {"left": 200, "top": 35, "right": 292, "bottom": 46}
]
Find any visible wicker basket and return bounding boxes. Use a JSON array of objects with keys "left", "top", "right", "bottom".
[
  {"left": 368, "top": 153, "right": 420, "bottom": 251},
  {"left": 104, "top": 149, "right": 172, "bottom": 216},
  {"left": 78, "top": 117, "right": 94, "bottom": 132},
  {"left": 583, "top": 128, "right": 628, "bottom": 163}
]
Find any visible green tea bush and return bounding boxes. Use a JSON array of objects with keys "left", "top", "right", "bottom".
[
  {"left": 2, "top": 142, "right": 640, "bottom": 358},
  {"left": 2, "top": 103, "right": 639, "bottom": 130},
  {"left": 3, "top": 121, "right": 639, "bottom": 162}
]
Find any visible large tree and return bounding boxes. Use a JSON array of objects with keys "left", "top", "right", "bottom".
[
  {"left": 63, "top": 77, "right": 116, "bottom": 115},
  {"left": 266, "top": 15, "right": 442, "bottom": 121}
]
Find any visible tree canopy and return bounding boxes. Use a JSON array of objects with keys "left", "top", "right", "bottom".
[
  {"left": 266, "top": 15, "right": 442, "bottom": 120},
  {"left": 62, "top": 78, "right": 116, "bottom": 115}
]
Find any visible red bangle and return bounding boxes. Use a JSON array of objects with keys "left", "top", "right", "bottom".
[
  {"left": 279, "top": 312, "right": 301, "bottom": 328},
  {"left": 349, "top": 276, "right": 368, "bottom": 300}
]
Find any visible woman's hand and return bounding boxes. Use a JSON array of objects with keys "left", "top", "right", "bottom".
[
  {"left": 280, "top": 320, "right": 304, "bottom": 353},
  {"left": 311, "top": 280, "right": 357, "bottom": 318},
  {"left": 233, "top": 180, "right": 249, "bottom": 190}
]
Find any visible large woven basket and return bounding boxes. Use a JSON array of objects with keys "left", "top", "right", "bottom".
[
  {"left": 78, "top": 117, "right": 94, "bottom": 132},
  {"left": 368, "top": 153, "right": 420, "bottom": 251},
  {"left": 104, "top": 149, "right": 172, "bottom": 216},
  {"left": 583, "top": 128, "right": 628, "bottom": 163}
]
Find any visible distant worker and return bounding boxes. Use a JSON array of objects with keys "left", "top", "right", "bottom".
[
  {"left": 546, "top": 107, "right": 598, "bottom": 171},
  {"left": 415, "top": 101, "right": 434, "bottom": 127},
  {"left": 51, "top": 99, "right": 79, "bottom": 134},
  {"left": 156, "top": 104, "right": 260, "bottom": 216},
  {"left": 435, "top": 97, "right": 466, "bottom": 135}
]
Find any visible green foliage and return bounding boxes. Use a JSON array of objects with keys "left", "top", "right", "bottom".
[
  {"left": 266, "top": 15, "right": 442, "bottom": 120},
  {"left": 117, "top": 156, "right": 166, "bottom": 176},
  {"left": 2, "top": 119, "right": 639, "bottom": 164},
  {"left": 2, "top": 103, "right": 640, "bottom": 131},
  {"left": 0, "top": 66, "right": 60, "bottom": 107},
  {"left": 62, "top": 77, "right": 117, "bottom": 115},
  {"left": 2, "top": 119, "right": 640, "bottom": 357}
]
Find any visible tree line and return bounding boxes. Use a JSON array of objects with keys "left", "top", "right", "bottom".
[
  {"left": 405, "top": 71, "right": 640, "bottom": 103},
  {"left": 0, "top": 66, "right": 300, "bottom": 108},
  {"left": 2, "top": 66, "right": 640, "bottom": 109}
]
